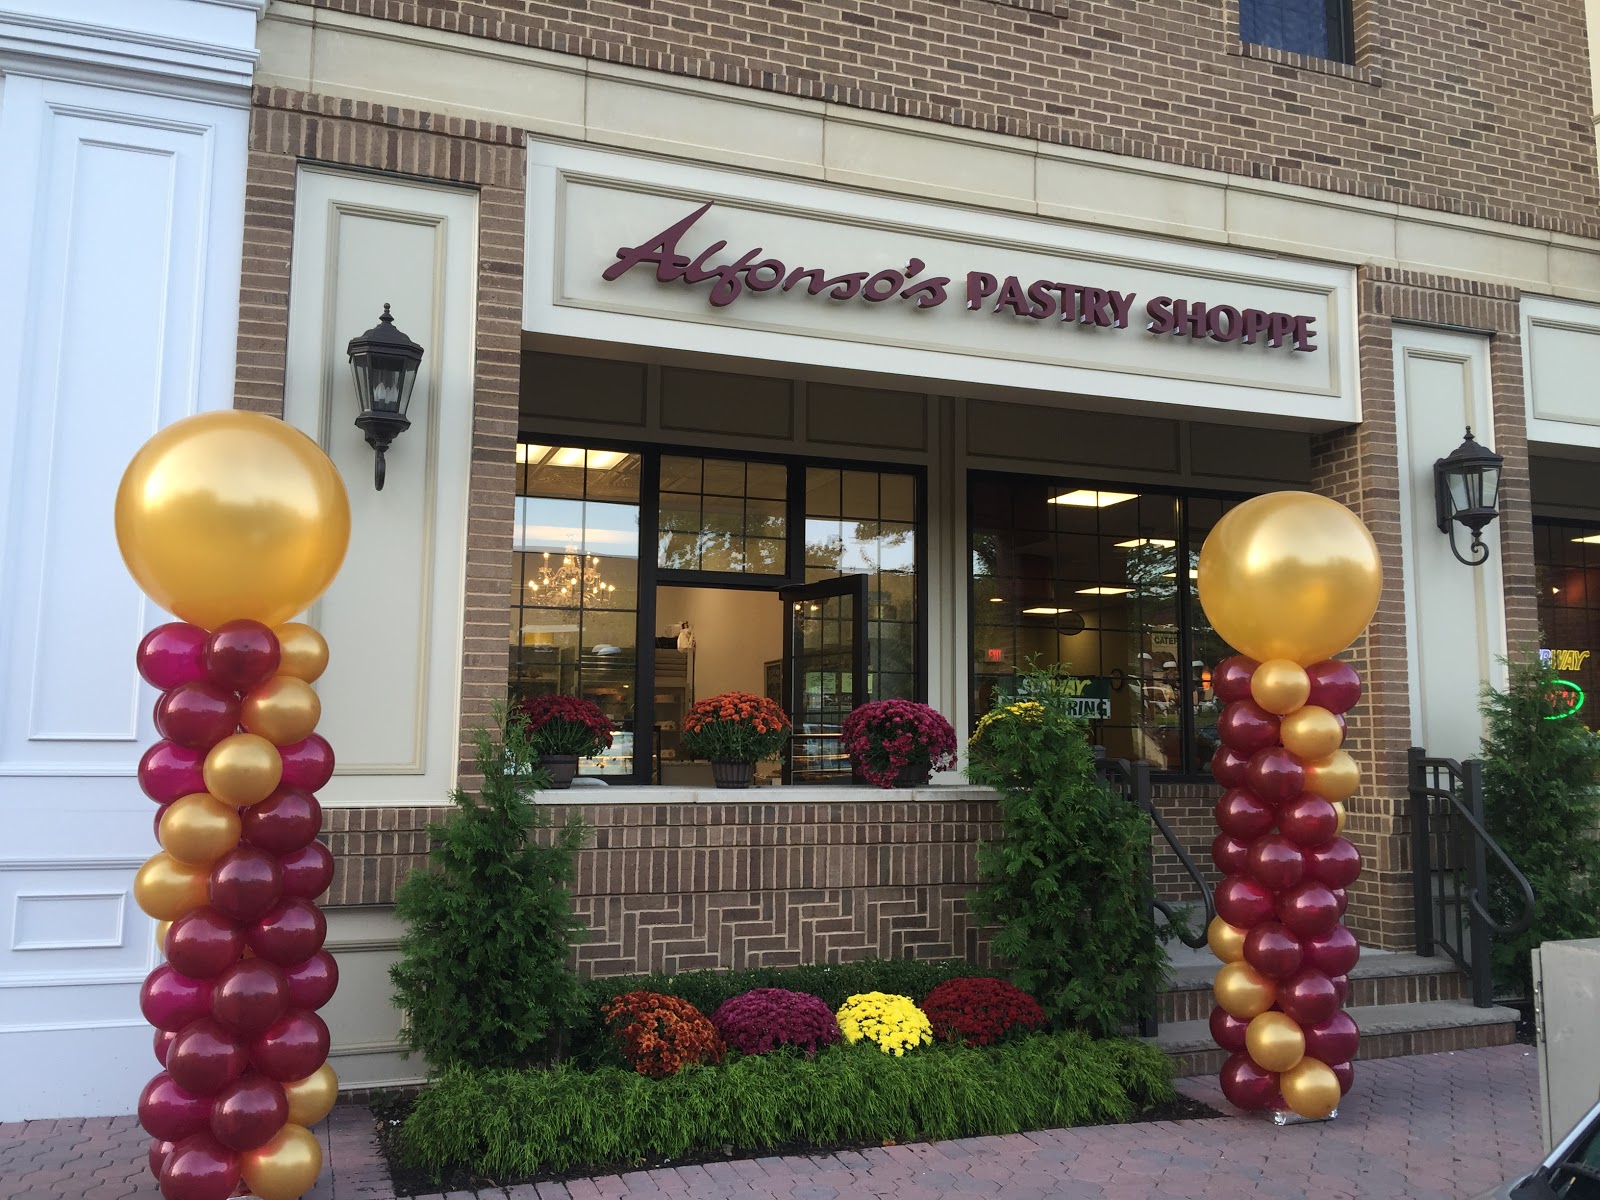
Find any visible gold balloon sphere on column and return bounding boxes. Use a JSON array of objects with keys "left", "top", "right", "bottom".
[
  {"left": 1197, "top": 492, "right": 1383, "bottom": 666},
  {"left": 204, "top": 733, "right": 283, "bottom": 808},
  {"left": 274, "top": 623, "right": 330, "bottom": 683},
  {"left": 241, "top": 676, "right": 322, "bottom": 746},
  {"left": 158, "top": 793, "right": 242, "bottom": 865},
  {"left": 241, "top": 1123, "right": 323, "bottom": 1200},
  {"left": 1250, "top": 659, "right": 1312, "bottom": 716},
  {"left": 1207, "top": 916, "right": 1247, "bottom": 964},
  {"left": 133, "top": 853, "right": 210, "bottom": 921},
  {"left": 1280, "top": 705, "right": 1344, "bottom": 761},
  {"left": 1304, "top": 750, "right": 1360, "bottom": 803},
  {"left": 1281, "top": 1056, "right": 1342, "bottom": 1120},
  {"left": 1246, "top": 1011, "right": 1306, "bottom": 1073},
  {"left": 1333, "top": 801, "right": 1348, "bottom": 835},
  {"left": 1214, "top": 960, "right": 1277, "bottom": 1020},
  {"left": 155, "top": 920, "right": 172, "bottom": 953},
  {"left": 114, "top": 410, "right": 350, "bottom": 631},
  {"left": 282, "top": 1064, "right": 340, "bottom": 1128}
]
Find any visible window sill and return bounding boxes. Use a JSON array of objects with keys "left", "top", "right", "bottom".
[
  {"left": 533, "top": 781, "right": 999, "bottom": 804},
  {"left": 1229, "top": 40, "right": 1382, "bottom": 87}
]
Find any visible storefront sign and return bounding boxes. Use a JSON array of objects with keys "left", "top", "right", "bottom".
[
  {"left": 603, "top": 202, "right": 1319, "bottom": 353},
  {"left": 1544, "top": 679, "right": 1586, "bottom": 721},
  {"left": 1541, "top": 648, "right": 1591, "bottom": 672},
  {"left": 1060, "top": 675, "right": 1113, "bottom": 720}
]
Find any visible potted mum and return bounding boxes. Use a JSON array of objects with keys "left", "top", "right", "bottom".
[
  {"left": 842, "top": 699, "right": 957, "bottom": 788},
  {"left": 514, "top": 694, "right": 614, "bottom": 789},
  {"left": 679, "top": 691, "right": 791, "bottom": 789}
]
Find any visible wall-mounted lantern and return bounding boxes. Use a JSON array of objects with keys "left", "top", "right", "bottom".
[
  {"left": 346, "top": 304, "right": 424, "bottom": 490},
  {"left": 1433, "top": 427, "right": 1504, "bottom": 567}
]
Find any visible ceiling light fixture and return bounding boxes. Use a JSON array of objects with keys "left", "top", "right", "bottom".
[
  {"left": 1049, "top": 489, "right": 1140, "bottom": 508},
  {"left": 1076, "top": 586, "right": 1135, "bottom": 595},
  {"left": 1114, "top": 537, "right": 1176, "bottom": 549},
  {"left": 1022, "top": 606, "right": 1073, "bottom": 615}
]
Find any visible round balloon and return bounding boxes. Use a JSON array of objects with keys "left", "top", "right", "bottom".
[
  {"left": 135, "top": 853, "right": 210, "bottom": 921},
  {"left": 1196, "top": 492, "right": 1383, "bottom": 666},
  {"left": 1212, "top": 656, "right": 1260, "bottom": 705},
  {"left": 138, "top": 624, "right": 210, "bottom": 690},
  {"left": 250, "top": 1011, "right": 330, "bottom": 1083},
  {"left": 140, "top": 965, "right": 215, "bottom": 1033},
  {"left": 1330, "top": 973, "right": 1351, "bottom": 1007},
  {"left": 1209, "top": 1006, "right": 1250, "bottom": 1053},
  {"left": 1246, "top": 835, "right": 1306, "bottom": 892},
  {"left": 1215, "top": 789, "right": 1276, "bottom": 840},
  {"left": 1250, "top": 659, "right": 1311, "bottom": 716},
  {"left": 1280, "top": 1056, "right": 1342, "bottom": 1120},
  {"left": 274, "top": 624, "right": 329, "bottom": 684},
  {"left": 240, "top": 1123, "right": 322, "bottom": 1200},
  {"left": 1242, "top": 921, "right": 1303, "bottom": 980},
  {"left": 159, "top": 1132, "right": 240, "bottom": 1200},
  {"left": 1302, "top": 925, "right": 1361, "bottom": 977},
  {"left": 1214, "top": 875, "right": 1276, "bottom": 930},
  {"left": 1302, "top": 1010, "right": 1360, "bottom": 1067},
  {"left": 1333, "top": 801, "right": 1348, "bottom": 836},
  {"left": 210, "top": 847, "right": 284, "bottom": 924},
  {"left": 114, "top": 410, "right": 350, "bottom": 630},
  {"left": 1213, "top": 959, "right": 1276, "bottom": 1020},
  {"left": 240, "top": 677, "right": 321, "bottom": 747},
  {"left": 148, "top": 1137, "right": 175, "bottom": 1183},
  {"left": 155, "top": 1028, "right": 178, "bottom": 1068},
  {"left": 205, "top": 620, "right": 281, "bottom": 693},
  {"left": 1306, "top": 658, "right": 1363, "bottom": 714},
  {"left": 1331, "top": 1059, "right": 1355, "bottom": 1095},
  {"left": 283, "top": 952, "right": 339, "bottom": 1012},
  {"left": 1211, "top": 833, "right": 1252, "bottom": 876},
  {"left": 1304, "top": 838, "right": 1362, "bottom": 889},
  {"left": 239, "top": 787, "right": 322, "bottom": 855},
  {"left": 166, "top": 1019, "right": 250, "bottom": 1096},
  {"left": 1245, "top": 747, "right": 1304, "bottom": 806},
  {"left": 1219, "top": 1052, "right": 1279, "bottom": 1111},
  {"left": 246, "top": 899, "right": 327, "bottom": 967},
  {"left": 1217, "top": 702, "right": 1281, "bottom": 756},
  {"left": 1211, "top": 745, "right": 1252, "bottom": 789},
  {"left": 140, "top": 742, "right": 208, "bottom": 804},
  {"left": 1246, "top": 1011, "right": 1306, "bottom": 1073},
  {"left": 1278, "top": 969, "right": 1341, "bottom": 1027},
  {"left": 204, "top": 734, "right": 282, "bottom": 808},
  {"left": 1303, "top": 750, "right": 1360, "bottom": 803},
  {"left": 155, "top": 683, "right": 241, "bottom": 751},
  {"left": 1207, "top": 915, "right": 1247, "bottom": 963},
  {"left": 156, "top": 919, "right": 172, "bottom": 954},
  {"left": 210, "top": 1073, "right": 289, "bottom": 1152},
  {"left": 212, "top": 960, "right": 289, "bottom": 1037},
  {"left": 1278, "top": 881, "right": 1342, "bottom": 939},
  {"left": 1277, "top": 795, "right": 1340, "bottom": 847},
  {"left": 166, "top": 907, "right": 247, "bottom": 979},
  {"left": 1280, "top": 705, "right": 1344, "bottom": 762},
  {"left": 160, "top": 794, "right": 242, "bottom": 866},
  {"left": 138, "top": 1072, "right": 211, "bottom": 1141},
  {"left": 279, "top": 841, "right": 334, "bottom": 900},
  {"left": 281, "top": 1063, "right": 338, "bottom": 1128},
  {"left": 277, "top": 735, "right": 335, "bottom": 792}
]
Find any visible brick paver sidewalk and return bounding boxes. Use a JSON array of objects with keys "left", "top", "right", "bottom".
[{"left": 0, "top": 1044, "right": 1542, "bottom": 1199}]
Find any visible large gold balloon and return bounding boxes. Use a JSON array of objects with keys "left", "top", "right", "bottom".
[
  {"left": 282, "top": 1064, "right": 339, "bottom": 1128},
  {"left": 1246, "top": 1011, "right": 1306, "bottom": 1073},
  {"left": 275, "top": 623, "right": 330, "bottom": 684},
  {"left": 241, "top": 676, "right": 322, "bottom": 746},
  {"left": 241, "top": 1123, "right": 323, "bottom": 1200},
  {"left": 1280, "top": 705, "right": 1344, "bottom": 761},
  {"left": 1251, "top": 659, "right": 1311, "bottom": 716},
  {"left": 1281, "top": 1056, "right": 1342, "bottom": 1120},
  {"left": 159, "top": 792, "right": 242, "bottom": 865},
  {"left": 1207, "top": 916, "right": 1247, "bottom": 964},
  {"left": 1197, "top": 492, "right": 1383, "bottom": 666},
  {"left": 1214, "top": 960, "right": 1277, "bottom": 1020},
  {"left": 114, "top": 411, "right": 350, "bottom": 631},
  {"left": 133, "top": 853, "right": 210, "bottom": 921},
  {"left": 1304, "top": 750, "right": 1360, "bottom": 803},
  {"left": 205, "top": 733, "right": 283, "bottom": 808}
]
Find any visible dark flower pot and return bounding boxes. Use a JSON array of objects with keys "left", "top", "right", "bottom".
[
  {"left": 711, "top": 760, "right": 755, "bottom": 789},
  {"left": 852, "top": 763, "right": 932, "bottom": 788},
  {"left": 540, "top": 754, "right": 579, "bottom": 789}
]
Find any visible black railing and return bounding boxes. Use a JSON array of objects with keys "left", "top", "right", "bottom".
[{"left": 1408, "top": 747, "right": 1535, "bottom": 1007}]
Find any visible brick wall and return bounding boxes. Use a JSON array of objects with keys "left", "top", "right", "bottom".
[{"left": 295, "top": 0, "right": 1599, "bottom": 236}]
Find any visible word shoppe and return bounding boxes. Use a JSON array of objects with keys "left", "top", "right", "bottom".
[{"left": 603, "top": 201, "right": 1320, "bottom": 353}]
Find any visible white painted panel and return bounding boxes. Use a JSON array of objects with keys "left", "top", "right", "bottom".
[
  {"left": 1524, "top": 295, "right": 1600, "bottom": 452},
  {"left": 1393, "top": 327, "right": 1508, "bottom": 760},
  {"left": 0, "top": 859, "right": 151, "bottom": 992},
  {"left": 282, "top": 168, "right": 478, "bottom": 807},
  {"left": 13, "top": 893, "right": 126, "bottom": 951},
  {"left": 321, "top": 906, "right": 423, "bottom": 1089}
]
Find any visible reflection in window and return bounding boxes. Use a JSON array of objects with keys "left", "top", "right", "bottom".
[
  {"left": 658, "top": 455, "right": 787, "bottom": 574},
  {"left": 970, "top": 473, "right": 1241, "bottom": 774},
  {"left": 1535, "top": 519, "right": 1600, "bottom": 734},
  {"left": 1239, "top": 0, "right": 1353, "bottom": 63}
]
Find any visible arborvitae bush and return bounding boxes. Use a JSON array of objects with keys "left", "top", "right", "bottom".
[
  {"left": 967, "top": 670, "right": 1167, "bottom": 1037},
  {"left": 390, "top": 704, "right": 587, "bottom": 1070},
  {"left": 1479, "top": 656, "right": 1600, "bottom": 996}
]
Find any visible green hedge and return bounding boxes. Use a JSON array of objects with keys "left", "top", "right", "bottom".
[{"left": 402, "top": 1032, "right": 1175, "bottom": 1181}]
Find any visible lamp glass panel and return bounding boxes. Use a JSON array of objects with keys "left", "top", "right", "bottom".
[
  {"left": 1479, "top": 462, "right": 1503, "bottom": 512},
  {"left": 1446, "top": 469, "right": 1470, "bottom": 516}
]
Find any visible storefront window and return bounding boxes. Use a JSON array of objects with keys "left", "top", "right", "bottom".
[
  {"left": 658, "top": 454, "right": 787, "bottom": 574},
  {"left": 970, "top": 472, "right": 1240, "bottom": 774},
  {"left": 1535, "top": 519, "right": 1600, "bottom": 732},
  {"left": 512, "top": 444, "right": 641, "bottom": 775}
]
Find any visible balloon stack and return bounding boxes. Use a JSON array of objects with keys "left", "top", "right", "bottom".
[
  {"left": 115, "top": 412, "right": 351, "bottom": 1200},
  {"left": 1195, "top": 492, "right": 1383, "bottom": 1124}
]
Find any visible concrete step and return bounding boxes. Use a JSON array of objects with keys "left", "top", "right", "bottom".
[
  {"left": 1158, "top": 951, "right": 1470, "bottom": 1024},
  {"left": 1149, "top": 998, "right": 1521, "bottom": 1077}
]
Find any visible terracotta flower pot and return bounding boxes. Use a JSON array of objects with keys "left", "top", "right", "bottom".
[{"left": 711, "top": 761, "right": 754, "bottom": 789}]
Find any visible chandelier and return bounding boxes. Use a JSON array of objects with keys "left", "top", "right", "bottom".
[{"left": 526, "top": 549, "right": 616, "bottom": 603}]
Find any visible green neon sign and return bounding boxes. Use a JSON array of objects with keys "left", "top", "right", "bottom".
[{"left": 1544, "top": 679, "right": 1586, "bottom": 721}]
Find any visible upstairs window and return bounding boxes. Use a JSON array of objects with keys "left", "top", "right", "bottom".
[{"left": 1239, "top": 0, "right": 1354, "bottom": 63}]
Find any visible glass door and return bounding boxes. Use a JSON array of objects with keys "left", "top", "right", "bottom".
[{"left": 781, "top": 576, "right": 868, "bottom": 783}]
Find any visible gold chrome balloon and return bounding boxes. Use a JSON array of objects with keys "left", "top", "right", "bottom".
[
  {"left": 155, "top": 919, "right": 172, "bottom": 954},
  {"left": 1333, "top": 801, "right": 1348, "bottom": 835},
  {"left": 133, "top": 853, "right": 210, "bottom": 921},
  {"left": 274, "top": 623, "right": 330, "bottom": 683},
  {"left": 1304, "top": 750, "right": 1360, "bottom": 803},
  {"left": 1196, "top": 492, "right": 1383, "bottom": 666},
  {"left": 1280, "top": 705, "right": 1344, "bottom": 761},
  {"left": 1207, "top": 916, "right": 1247, "bottom": 964},
  {"left": 1281, "top": 1056, "right": 1342, "bottom": 1120},
  {"left": 158, "top": 792, "right": 242, "bottom": 865},
  {"left": 241, "top": 1123, "right": 323, "bottom": 1200},
  {"left": 114, "top": 411, "right": 350, "bottom": 631},
  {"left": 241, "top": 676, "right": 321, "bottom": 746},
  {"left": 1246, "top": 1011, "right": 1306, "bottom": 1073},
  {"left": 204, "top": 733, "right": 283, "bottom": 808},
  {"left": 1214, "top": 960, "right": 1277, "bottom": 1020},
  {"left": 1250, "top": 659, "right": 1311, "bottom": 716},
  {"left": 282, "top": 1064, "right": 339, "bottom": 1128}
]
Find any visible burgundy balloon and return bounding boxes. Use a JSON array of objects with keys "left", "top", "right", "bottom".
[
  {"left": 1216, "top": 701, "right": 1282, "bottom": 757},
  {"left": 1211, "top": 745, "right": 1252, "bottom": 789},
  {"left": 250, "top": 1010, "right": 331, "bottom": 1082},
  {"left": 1278, "top": 969, "right": 1341, "bottom": 1026},
  {"left": 1209, "top": 1006, "right": 1250, "bottom": 1054},
  {"left": 279, "top": 840, "right": 334, "bottom": 900},
  {"left": 208, "top": 847, "right": 284, "bottom": 923},
  {"left": 1245, "top": 747, "right": 1305, "bottom": 806},
  {"left": 1331, "top": 1059, "right": 1355, "bottom": 1095},
  {"left": 139, "top": 742, "right": 207, "bottom": 804},
  {"left": 1214, "top": 874, "right": 1277, "bottom": 930},
  {"left": 1303, "top": 926, "right": 1361, "bottom": 977},
  {"left": 140, "top": 966, "right": 215, "bottom": 1033},
  {"left": 1278, "top": 881, "right": 1343, "bottom": 938},
  {"left": 283, "top": 951, "right": 339, "bottom": 1011},
  {"left": 204, "top": 620, "right": 282, "bottom": 693},
  {"left": 166, "top": 1018, "right": 250, "bottom": 1096},
  {"left": 1212, "top": 655, "right": 1261, "bottom": 705},
  {"left": 1211, "top": 833, "right": 1252, "bottom": 876},
  {"left": 1242, "top": 921, "right": 1304, "bottom": 980},
  {"left": 1219, "top": 1052, "right": 1280, "bottom": 1111},
  {"left": 159, "top": 1132, "right": 240, "bottom": 1200},
  {"left": 138, "top": 1072, "right": 211, "bottom": 1142},
  {"left": 137, "top": 623, "right": 211, "bottom": 691},
  {"left": 1302, "top": 1010, "right": 1361, "bottom": 1066},
  {"left": 278, "top": 734, "right": 335, "bottom": 792},
  {"left": 1245, "top": 834, "right": 1306, "bottom": 892},
  {"left": 1305, "top": 658, "right": 1362, "bottom": 715},
  {"left": 209, "top": 1073, "right": 289, "bottom": 1151},
  {"left": 166, "top": 908, "right": 247, "bottom": 979},
  {"left": 239, "top": 787, "right": 321, "bottom": 855},
  {"left": 1330, "top": 973, "right": 1351, "bottom": 1007},
  {"left": 1215, "top": 788, "right": 1276, "bottom": 840},
  {"left": 155, "top": 1028, "right": 178, "bottom": 1067},
  {"left": 147, "top": 1138, "right": 175, "bottom": 1183},
  {"left": 1277, "top": 795, "right": 1340, "bottom": 847},
  {"left": 153, "top": 803, "right": 172, "bottom": 842},
  {"left": 1304, "top": 838, "right": 1362, "bottom": 889},
  {"left": 211, "top": 960, "right": 289, "bottom": 1037},
  {"left": 154, "top": 682, "right": 242, "bottom": 750},
  {"left": 1332, "top": 887, "right": 1349, "bottom": 917},
  {"left": 246, "top": 898, "right": 327, "bottom": 967}
]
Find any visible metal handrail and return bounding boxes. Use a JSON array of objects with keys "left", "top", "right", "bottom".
[{"left": 1094, "top": 752, "right": 1214, "bottom": 948}]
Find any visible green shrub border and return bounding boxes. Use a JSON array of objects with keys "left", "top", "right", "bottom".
[{"left": 402, "top": 1031, "right": 1175, "bottom": 1182}]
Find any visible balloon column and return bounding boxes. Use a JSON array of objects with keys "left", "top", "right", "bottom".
[
  {"left": 116, "top": 412, "right": 351, "bottom": 1200},
  {"left": 1197, "top": 492, "right": 1382, "bottom": 1122}
]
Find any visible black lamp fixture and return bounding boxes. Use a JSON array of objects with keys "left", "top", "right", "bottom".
[
  {"left": 346, "top": 304, "right": 424, "bottom": 490},
  {"left": 1433, "top": 426, "right": 1504, "bottom": 567}
]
